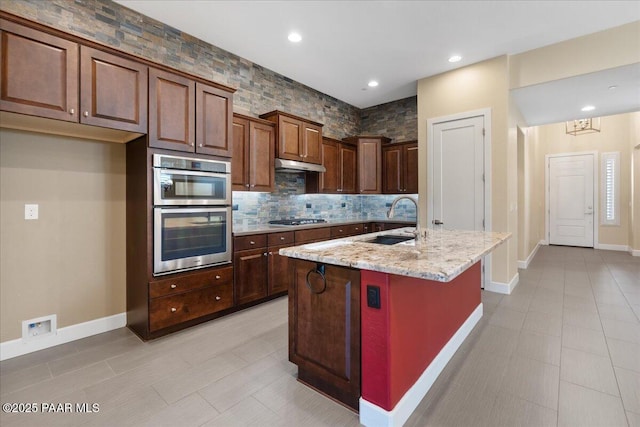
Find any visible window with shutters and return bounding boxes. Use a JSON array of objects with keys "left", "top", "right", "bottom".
[{"left": 601, "top": 152, "right": 620, "bottom": 226}]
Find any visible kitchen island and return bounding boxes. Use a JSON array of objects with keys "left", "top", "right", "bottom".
[{"left": 280, "top": 227, "right": 510, "bottom": 427}]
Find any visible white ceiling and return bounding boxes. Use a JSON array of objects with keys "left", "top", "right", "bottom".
[{"left": 115, "top": 1, "right": 640, "bottom": 125}]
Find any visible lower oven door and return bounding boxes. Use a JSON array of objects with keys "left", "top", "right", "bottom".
[{"left": 154, "top": 206, "right": 232, "bottom": 275}]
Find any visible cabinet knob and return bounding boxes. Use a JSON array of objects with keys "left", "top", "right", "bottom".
[
  {"left": 245, "top": 184, "right": 250, "bottom": 188},
  {"left": 269, "top": 251, "right": 273, "bottom": 255},
  {"left": 280, "top": 236, "right": 285, "bottom": 240},
  {"left": 250, "top": 241, "right": 255, "bottom": 245},
  {"left": 263, "top": 252, "right": 268, "bottom": 256},
  {"left": 215, "top": 296, "right": 221, "bottom": 301},
  {"left": 250, "top": 184, "right": 255, "bottom": 188},
  {"left": 69, "top": 108, "right": 75, "bottom": 115},
  {"left": 215, "top": 275, "right": 221, "bottom": 279},
  {"left": 83, "top": 111, "right": 89, "bottom": 117},
  {"left": 170, "top": 307, "right": 177, "bottom": 313},
  {"left": 339, "top": 229, "right": 343, "bottom": 233},
  {"left": 355, "top": 227, "right": 359, "bottom": 231},
  {"left": 199, "top": 144, "right": 203, "bottom": 147},
  {"left": 170, "top": 284, "right": 177, "bottom": 289}
]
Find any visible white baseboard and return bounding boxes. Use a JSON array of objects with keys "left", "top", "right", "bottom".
[
  {"left": 595, "top": 243, "right": 630, "bottom": 252},
  {"left": 485, "top": 272, "right": 519, "bottom": 295},
  {"left": 630, "top": 248, "right": 640, "bottom": 257},
  {"left": 539, "top": 240, "right": 548, "bottom": 246},
  {"left": 359, "top": 303, "right": 483, "bottom": 427},
  {"left": 0, "top": 313, "right": 126, "bottom": 361},
  {"left": 518, "top": 242, "right": 541, "bottom": 269}
]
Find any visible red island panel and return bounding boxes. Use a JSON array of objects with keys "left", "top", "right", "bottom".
[{"left": 360, "top": 262, "right": 481, "bottom": 411}]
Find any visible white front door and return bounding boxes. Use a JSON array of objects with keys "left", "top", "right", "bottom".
[
  {"left": 548, "top": 154, "right": 595, "bottom": 247},
  {"left": 431, "top": 116, "right": 485, "bottom": 231}
]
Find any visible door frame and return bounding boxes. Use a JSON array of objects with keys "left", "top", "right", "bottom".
[
  {"left": 544, "top": 151, "right": 598, "bottom": 247},
  {"left": 427, "top": 108, "right": 492, "bottom": 286}
]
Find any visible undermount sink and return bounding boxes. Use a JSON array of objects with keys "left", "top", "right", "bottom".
[{"left": 365, "top": 234, "right": 415, "bottom": 245}]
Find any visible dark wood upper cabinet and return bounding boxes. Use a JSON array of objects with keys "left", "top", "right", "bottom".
[
  {"left": 232, "top": 113, "right": 275, "bottom": 192},
  {"left": 382, "top": 140, "right": 418, "bottom": 194},
  {"left": 195, "top": 82, "right": 233, "bottom": 157},
  {"left": 318, "top": 138, "right": 339, "bottom": 193},
  {"left": 0, "top": 19, "right": 79, "bottom": 122},
  {"left": 344, "top": 135, "right": 390, "bottom": 194},
  {"left": 148, "top": 68, "right": 195, "bottom": 151},
  {"left": 340, "top": 142, "right": 358, "bottom": 193},
  {"left": 80, "top": 46, "right": 148, "bottom": 133},
  {"left": 259, "top": 110, "right": 323, "bottom": 165}
]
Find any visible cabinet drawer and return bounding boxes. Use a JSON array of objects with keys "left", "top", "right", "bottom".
[
  {"left": 149, "top": 283, "right": 233, "bottom": 331},
  {"left": 149, "top": 266, "right": 233, "bottom": 298},
  {"left": 295, "top": 227, "right": 331, "bottom": 244},
  {"left": 234, "top": 234, "right": 267, "bottom": 251},
  {"left": 268, "top": 231, "right": 295, "bottom": 246},
  {"left": 330, "top": 223, "right": 364, "bottom": 238}
]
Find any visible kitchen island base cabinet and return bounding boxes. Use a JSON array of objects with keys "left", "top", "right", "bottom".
[{"left": 289, "top": 259, "right": 361, "bottom": 411}]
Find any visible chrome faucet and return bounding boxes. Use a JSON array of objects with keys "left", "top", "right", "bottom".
[{"left": 387, "top": 196, "right": 425, "bottom": 242}]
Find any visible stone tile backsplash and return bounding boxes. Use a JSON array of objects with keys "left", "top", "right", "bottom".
[{"left": 232, "top": 173, "right": 417, "bottom": 227}]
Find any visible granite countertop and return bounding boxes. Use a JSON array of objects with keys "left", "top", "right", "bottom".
[
  {"left": 232, "top": 219, "right": 416, "bottom": 236},
  {"left": 279, "top": 227, "right": 511, "bottom": 282}
]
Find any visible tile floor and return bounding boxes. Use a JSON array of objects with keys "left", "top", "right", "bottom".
[{"left": 1, "top": 245, "right": 638, "bottom": 426}]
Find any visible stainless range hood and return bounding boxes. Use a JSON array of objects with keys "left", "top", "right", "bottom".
[{"left": 274, "top": 158, "right": 326, "bottom": 173}]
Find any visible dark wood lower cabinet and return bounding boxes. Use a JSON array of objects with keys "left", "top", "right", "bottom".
[
  {"left": 289, "top": 259, "right": 361, "bottom": 410},
  {"left": 234, "top": 247, "right": 268, "bottom": 305},
  {"left": 268, "top": 244, "right": 293, "bottom": 294}
]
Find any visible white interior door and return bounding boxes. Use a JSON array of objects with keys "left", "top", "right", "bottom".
[
  {"left": 432, "top": 116, "right": 485, "bottom": 231},
  {"left": 549, "top": 154, "right": 594, "bottom": 247},
  {"left": 430, "top": 114, "right": 486, "bottom": 286}
]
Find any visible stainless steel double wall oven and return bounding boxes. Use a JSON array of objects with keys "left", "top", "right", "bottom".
[{"left": 153, "top": 154, "right": 232, "bottom": 275}]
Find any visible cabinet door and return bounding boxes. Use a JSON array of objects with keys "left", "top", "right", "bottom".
[
  {"left": 319, "top": 139, "right": 339, "bottom": 193},
  {"left": 278, "top": 115, "right": 302, "bottom": 160},
  {"left": 148, "top": 68, "right": 195, "bottom": 151},
  {"left": 232, "top": 116, "right": 250, "bottom": 190},
  {"left": 268, "top": 244, "right": 292, "bottom": 295},
  {"left": 234, "top": 248, "right": 268, "bottom": 305},
  {"left": 358, "top": 138, "right": 382, "bottom": 194},
  {"left": 249, "top": 121, "right": 275, "bottom": 192},
  {"left": 404, "top": 143, "right": 419, "bottom": 194},
  {"left": 340, "top": 144, "right": 357, "bottom": 193},
  {"left": 0, "top": 19, "right": 78, "bottom": 122},
  {"left": 195, "top": 82, "right": 233, "bottom": 157},
  {"left": 80, "top": 46, "right": 147, "bottom": 133},
  {"left": 289, "top": 259, "right": 361, "bottom": 410},
  {"left": 303, "top": 123, "right": 322, "bottom": 164},
  {"left": 383, "top": 145, "right": 403, "bottom": 193}
]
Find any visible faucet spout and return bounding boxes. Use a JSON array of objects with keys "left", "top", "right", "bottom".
[
  {"left": 387, "top": 196, "right": 418, "bottom": 220},
  {"left": 387, "top": 196, "right": 425, "bottom": 243}
]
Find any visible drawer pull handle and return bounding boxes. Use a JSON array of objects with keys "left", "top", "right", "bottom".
[
  {"left": 170, "top": 284, "right": 177, "bottom": 289},
  {"left": 280, "top": 236, "right": 285, "bottom": 240},
  {"left": 215, "top": 296, "right": 221, "bottom": 301},
  {"left": 250, "top": 241, "right": 255, "bottom": 245},
  {"left": 170, "top": 307, "right": 177, "bottom": 313},
  {"left": 215, "top": 275, "right": 221, "bottom": 279}
]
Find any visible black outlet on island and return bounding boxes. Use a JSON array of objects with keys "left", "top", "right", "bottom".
[{"left": 366, "top": 285, "right": 381, "bottom": 309}]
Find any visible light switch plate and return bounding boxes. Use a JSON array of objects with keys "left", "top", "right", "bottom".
[{"left": 25, "top": 204, "right": 38, "bottom": 220}]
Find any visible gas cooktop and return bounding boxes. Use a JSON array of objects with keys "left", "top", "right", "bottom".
[{"left": 268, "top": 218, "right": 327, "bottom": 226}]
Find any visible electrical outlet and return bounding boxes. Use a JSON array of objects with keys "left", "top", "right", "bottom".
[{"left": 25, "top": 204, "right": 39, "bottom": 220}]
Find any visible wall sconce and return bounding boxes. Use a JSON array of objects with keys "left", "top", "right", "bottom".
[{"left": 566, "top": 117, "right": 601, "bottom": 136}]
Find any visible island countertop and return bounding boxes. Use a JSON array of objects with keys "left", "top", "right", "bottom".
[{"left": 279, "top": 227, "right": 511, "bottom": 282}]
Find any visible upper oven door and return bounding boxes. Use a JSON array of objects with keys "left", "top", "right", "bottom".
[{"left": 154, "top": 168, "right": 231, "bottom": 206}]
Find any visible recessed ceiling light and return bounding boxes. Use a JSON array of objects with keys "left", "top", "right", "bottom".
[
  {"left": 581, "top": 105, "right": 596, "bottom": 112},
  {"left": 448, "top": 55, "right": 462, "bottom": 63},
  {"left": 368, "top": 80, "right": 379, "bottom": 87},
  {"left": 288, "top": 32, "right": 302, "bottom": 43}
]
